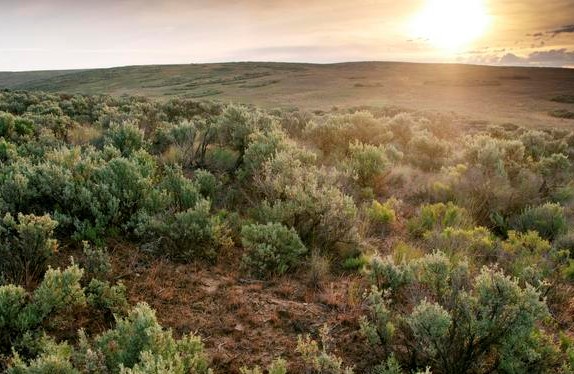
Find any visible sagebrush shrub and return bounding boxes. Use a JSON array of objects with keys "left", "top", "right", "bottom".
[
  {"left": 407, "top": 202, "right": 472, "bottom": 238},
  {"left": 366, "top": 198, "right": 397, "bottom": 236},
  {"left": 509, "top": 202, "right": 567, "bottom": 241},
  {"left": 104, "top": 121, "right": 145, "bottom": 156},
  {"left": 407, "top": 131, "right": 449, "bottom": 171},
  {"left": 86, "top": 279, "right": 129, "bottom": 316},
  {"left": 240, "top": 358, "right": 288, "bottom": 374},
  {"left": 95, "top": 302, "right": 210, "bottom": 373},
  {"left": 296, "top": 324, "right": 354, "bottom": 374},
  {"left": 0, "top": 265, "right": 85, "bottom": 354},
  {"left": 361, "top": 252, "right": 551, "bottom": 373},
  {"left": 0, "top": 212, "right": 58, "bottom": 285},
  {"left": 81, "top": 241, "right": 112, "bottom": 281},
  {"left": 137, "top": 199, "right": 231, "bottom": 262},
  {"left": 253, "top": 150, "right": 358, "bottom": 251},
  {"left": 423, "top": 226, "right": 496, "bottom": 258},
  {"left": 501, "top": 230, "right": 557, "bottom": 283},
  {"left": 346, "top": 140, "right": 388, "bottom": 187},
  {"left": 8, "top": 303, "right": 211, "bottom": 374},
  {"left": 241, "top": 222, "right": 307, "bottom": 277}
]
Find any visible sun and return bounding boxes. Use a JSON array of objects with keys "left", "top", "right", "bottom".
[{"left": 409, "top": 0, "right": 490, "bottom": 51}]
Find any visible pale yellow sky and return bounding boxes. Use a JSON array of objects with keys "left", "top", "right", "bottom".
[{"left": 0, "top": 0, "right": 573, "bottom": 70}]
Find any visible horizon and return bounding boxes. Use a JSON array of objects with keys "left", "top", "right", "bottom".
[
  {"left": 3, "top": 59, "right": 574, "bottom": 74},
  {"left": 1, "top": 0, "right": 573, "bottom": 71}
]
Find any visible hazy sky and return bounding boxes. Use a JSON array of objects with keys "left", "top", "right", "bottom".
[{"left": 1, "top": 0, "right": 573, "bottom": 71}]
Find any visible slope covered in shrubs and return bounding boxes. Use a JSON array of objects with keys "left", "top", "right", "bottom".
[{"left": 1, "top": 89, "right": 574, "bottom": 372}]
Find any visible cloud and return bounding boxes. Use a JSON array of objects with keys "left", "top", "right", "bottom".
[
  {"left": 498, "top": 49, "right": 574, "bottom": 67},
  {"left": 548, "top": 24, "right": 574, "bottom": 36},
  {"left": 464, "top": 48, "right": 574, "bottom": 68}
]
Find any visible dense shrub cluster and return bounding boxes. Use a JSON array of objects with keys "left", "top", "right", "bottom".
[
  {"left": 241, "top": 223, "right": 307, "bottom": 277},
  {"left": 1, "top": 90, "right": 574, "bottom": 372},
  {"left": 362, "top": 253, "right": 553, "bottom": 373}
]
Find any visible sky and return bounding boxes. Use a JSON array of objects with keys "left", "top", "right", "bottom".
[{"left": 0, "top": 0, "right": 573, "bottom": 71}]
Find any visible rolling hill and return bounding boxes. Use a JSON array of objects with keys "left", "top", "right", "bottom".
[{"left": 1, "top": 61, "right": 574, "bottom": 127}]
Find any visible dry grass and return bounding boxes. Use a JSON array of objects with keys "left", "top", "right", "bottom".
[
  {"left": 67, "top": 125, "right": 103, "bottom": 146},
  {"left": 93, "top": 242, "right": 374, "bottom": 373},
  {"left": 2, "top": 62, "right": 574, "bottom": 128}
]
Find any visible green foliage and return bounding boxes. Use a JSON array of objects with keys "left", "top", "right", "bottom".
[
  {"left": 367, "top": 257, "right": 412, "bottom": 291},
  {"left": 95, "top": 303, "right": 210, "bottom": 373},
  {"left": 296, "top": 324, "right": 354, "bottom": 374},
  {"left": 551, "top": 95, "right": 574, "bottom": 104},
  {"left": 155, "top": 165, "right": 201, "bottom": 211},
  {"left": 193, "top": 169, "right": 219, "bottom": 201},
  {"left": 423, "top": 226, "right": 496, "bottom": 258},
  {"left": 137, "top": 199, "right": 231, "bottom": 262},
  {"left": 81, "top": 241, "right": 112, "bottom": 281},
  {"left": 407, "top": 202, "right": 472, "bottom": 238},
  {"left": 240, "top": 128, "right": 292, "bottom": 179},
  {"left": 0, "top": 213, "right": 58, "bottom": 285},
  {"left": 501, "top": 230, "right": 557, "bottom": 283},
  {"left": 86, "top": 279, "right": 129, "bottom": 316},
  {"left": 241, "top": 223, "right": 307, "bottom": 277},
  {"left": 240, "top": 358, "right": 288, "bottom": 374},
  {"left": 8, "top": 337, "right": 79, "bottom": 374},
  {"left": 0, "top": 111, "right": 15, "bottom": 137},
  {"left": 367, "top": 200, "right": 396, "bottom": 226},
  {"left": 407, "top": 131, "right": 449, "bottom": 171},
  {"left": 7, "top": 303, "right": 211, "bottom": 374},
  {"left": 509, "top": 202, "right": 567, "bottom": 241},
  {"left": 361, "top": 252, "right": 551, "bottom": 373},
  {"left": 549, "top": 109, "right": 574, "bottom": 120},
  {"left": 105, "top": 122, "right": 145, "bottom": 156},
  {"left": 0, "top": 146, "right": 156, "bottom": 241},
  {"left": 371, "top": 355, "right": 403, "bottom": 374},
  {"left": 2, "top": 90, "right": 574, "bottom": 373},
  {"left": 366, "top": 198, "right": 398, "bottom": 237},
  {"left": 360, "top": 286, "right": 395, "bottom": 347},
  {"left": 304, "top": 111, "right": 392, "bottom": 156},
  {"left": 346, "top": 141, "right": 388, "bottom": 186},
  {"left": 0, "top": 265, "right": 85, "bottom": 354},
  {"left": 253, "top": 151, "right": 358, "bottom": 251}
]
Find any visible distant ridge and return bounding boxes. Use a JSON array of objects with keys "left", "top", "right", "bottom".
[{"left": 1, "top": 61, "right": 573, "bottom": 127}]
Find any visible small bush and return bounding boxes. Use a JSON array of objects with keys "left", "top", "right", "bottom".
[
  {"left": 104, "top": 122, "right": 145, "bottom": 156},
  {"left": 0, "top": 265, "right": 85, "bottom": 354},
  {"left": 81, "top": 241, "right": 112, "bottom": 281},
  {"left": 361, "top": 253, "right": 551, "bottom": 373},
  {"left": 407, "top": 132, "right": 449, "bottom": 171},
  {"left": 86, "top": 279, "right": 129, "bottom": 316},
  {"left": 407, "top": 202, "right": 472, "bottom": 238},
  {"left": 549, "top": 109, "right": 574, "bottom": 120},
  {"left": 240, "top": 358, "right": 288, "bottom": 374},
  {"left": 0, "top": 213, "right": 58, "bottom": 285},
  {"left": 551, "top": 95, "right": 574, "bottom": 104},
  {"left": 367, "top": 256, "right": 412, "bottom": 291},
  {"left": 137, "top": 199, "right": 232, "bottom": 262},
  {"left": 9, "top": 302, "right": 211, "bottom": 373},
  {"left": 509, "top": 202, "right": 567, "bottom": 241},
  {"left": 193, "top": 169, "right": 220, "bottom": 201},
  {"left": 346, "top": 140, "right": 388, "bottom": 186},
  {"left": 501, "top": 230, "right": 554, "bottom": 282},
  {"left": 423, "top": 226, "right": 496, "bottom": 258},
  {"left": 95, "top": 302, "right": 210, "bottom": 373},
  {"left": 296, "top": 324, "right": 354, "bottom": 374},
  {"left": 366, "top": 199, "right": 397, "bottom": 236},
  {"left": 241, "top": 223, "right": 307, "bottom": 277}
]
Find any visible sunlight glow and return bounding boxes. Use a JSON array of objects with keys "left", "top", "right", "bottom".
[{"left": 409, "top": 0, "right": 490, "bottom": 51}]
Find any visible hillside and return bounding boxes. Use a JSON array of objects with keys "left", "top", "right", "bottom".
[
  {"left": 2, "top": 89, "right": 574, "bottom": 373},
  {"left": 2, "top": 61, "right": 574, "bottom": 127}
]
